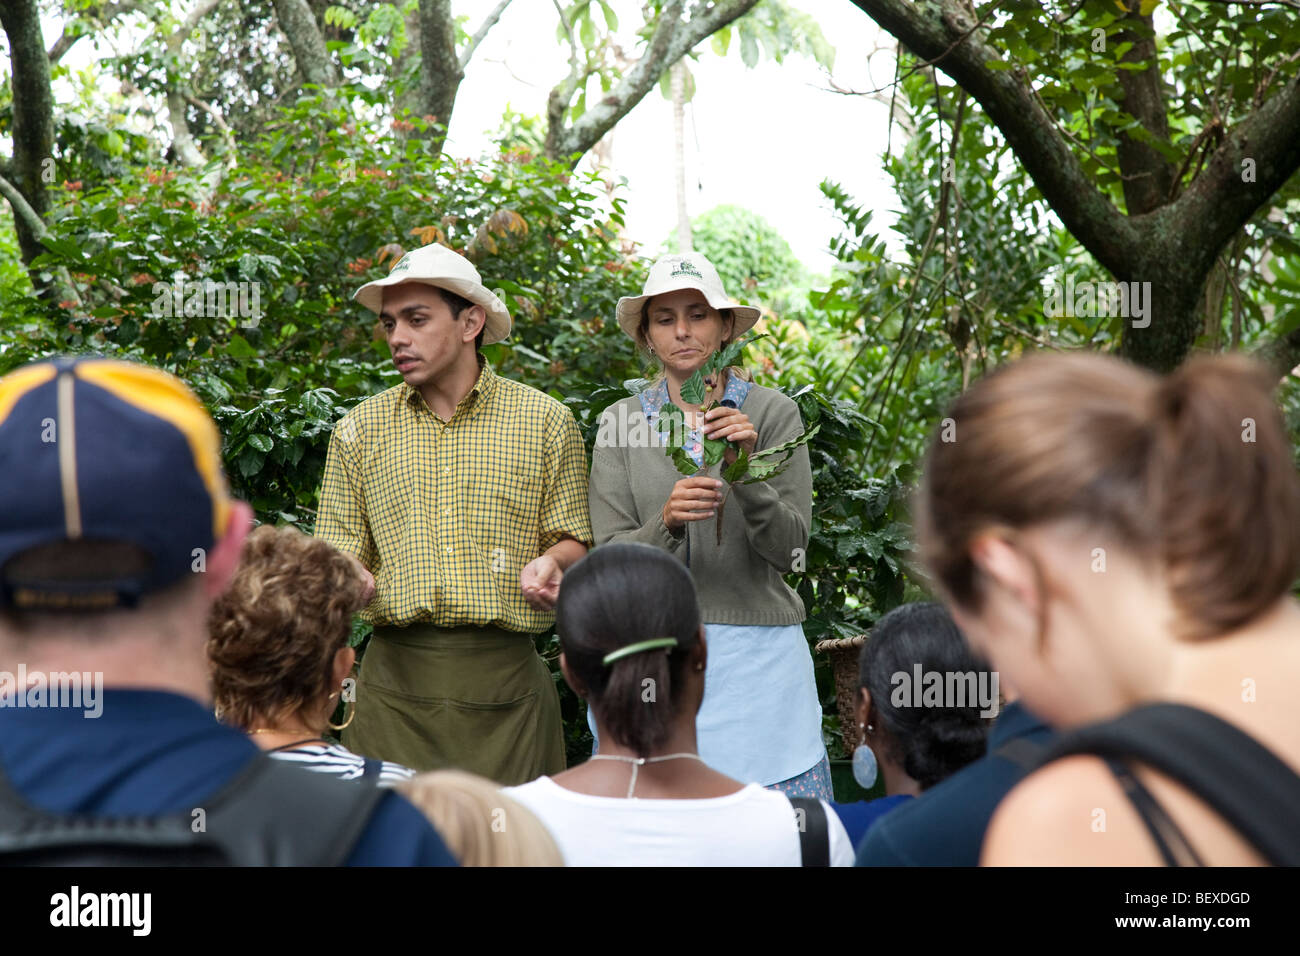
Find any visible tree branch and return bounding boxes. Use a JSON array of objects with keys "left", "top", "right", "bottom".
[
  {"left": 545, "top": 0, "right": 760, "bottom": 164},
  {"left": 271, "top": 0, "right": 339, "bottom": 87},
  {"left": 416, "top": 0, "right": 462, "bottom": 153},
  {"left": 47, "top": 29, "right": 81, "bottom": 64},
  {"left": 1112, "top": 1, "right": 1175, "bottom": 214},
  {"left": 1158, "top": 71, "right": 1300, "bottom": 281},
  {"left": 0, "top": 171, "right": 84, "bottom": 307},
  {"left": 460, "top": 0, "right": 513, "bottom": 69},
  {"left": 848, "top": 0, "right": 1144, "bottom": 274},
  {"left": 0, "top": 0, "right": 55, "bottom": 267}
]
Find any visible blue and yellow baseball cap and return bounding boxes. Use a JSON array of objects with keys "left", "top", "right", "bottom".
[{"left": 0, "top": 357, "right": 231, "bottom": 610}]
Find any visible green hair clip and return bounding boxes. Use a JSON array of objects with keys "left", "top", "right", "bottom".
[{"left": 601, "top": 637, "right": 679, "bottom": 667}]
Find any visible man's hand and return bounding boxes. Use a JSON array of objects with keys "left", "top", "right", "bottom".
[
  {"left": 520, "top": 554, "right": 563, "bottom": 611},
  {"left": 344, "top": 552, "right": 376, "bottom": 606}
]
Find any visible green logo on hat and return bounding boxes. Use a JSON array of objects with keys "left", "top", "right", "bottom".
[
  {"left": 390, "top": 254, "right": 412, "bottom": 274},
  {"left": 670, "top": 260, "right": 703, "bottom": 280}
]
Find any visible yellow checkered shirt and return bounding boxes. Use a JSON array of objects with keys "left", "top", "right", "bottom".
[{"left": 315, "top": 360, "right": 593, "bottom": 633}]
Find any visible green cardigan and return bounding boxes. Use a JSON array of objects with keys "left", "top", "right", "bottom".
[{"left": 588, "top": 383, "right": 811, "bottom": 626}]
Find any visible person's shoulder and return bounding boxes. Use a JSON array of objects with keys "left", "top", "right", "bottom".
[
  {"left": 338, "top": 384, "right": 406, "bottom": 428},
  {"left": 982, "top": 754, "right": 1127, "bottom": 865},
  {"left": 742, "top": 383, "right": 803, "bottom": 423},
  {"left": 345, "top": 791, "right": 459, "bottom": 866},
  {"left": 491, "top": 373, "right": 576, "bottom": 422}
]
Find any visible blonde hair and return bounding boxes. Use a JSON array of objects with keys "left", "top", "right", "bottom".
[{"left": 397, "top": 771, "right": 564, "bottom": 867}]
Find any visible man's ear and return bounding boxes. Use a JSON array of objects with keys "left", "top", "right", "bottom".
[
  {"left": 204, "top": 501, "right": 253, "bottom": 601},
  {"left": 462, "top": 304, "right": 487, "bottom": 344}
]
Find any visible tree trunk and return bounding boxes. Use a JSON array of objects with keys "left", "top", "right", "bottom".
[
  {"left": 416, "top": 0, "right": 463, "bottom": 155},
  {"left": 0, "top": 0, "right": 55, "bottom": 271},
  {"left": 271, "top": 0, "right": 339, "bottom": 88},
  {"left": 672, "top": 61, "right": 692, "bottom": 252}
]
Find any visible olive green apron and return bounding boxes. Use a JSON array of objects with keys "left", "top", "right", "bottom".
[{"left": 343, "top": 623, "right": 565, "bottom": 786}]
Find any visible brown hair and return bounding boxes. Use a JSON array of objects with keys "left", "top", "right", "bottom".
[
  {"left": 398, "top": 770, "right": 564, "bottom": 866},
  {"left": 207, "top": 525, "right": 366, "bottom": 729},
  {"left": 918, "top": 351, "right": 1300, "bottom": 640}
]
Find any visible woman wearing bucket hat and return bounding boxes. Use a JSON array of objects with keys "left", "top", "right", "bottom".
[{"left": 586, "top": 252, "right": 832, "bottom": 800}]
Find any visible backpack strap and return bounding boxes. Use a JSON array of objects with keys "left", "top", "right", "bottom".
[
  {"left": 1043, "top": 702, "right": 1300, "bottom": 866},
  {"left": 1100, "top": 756, "right": 1204, "bottom": 867},
  {"left": 0, "top": 754, "right": 385, "bottom": 866},
  {"left": 789, "top": 797, "right": 830, "bottom": 867},
  {"left": 202, "top": 754, "right": 386, "bottom": 865}
]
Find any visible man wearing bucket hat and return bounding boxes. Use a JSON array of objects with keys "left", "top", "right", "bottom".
[
  {"left": 586, "top": 252, "right": 833, "bottom": 801},
  {"left": 0, "top": 357, "right": 456, "bottom": 865},
  {"left": 316, "top": 243, "right": 592, "bottom": 785}
]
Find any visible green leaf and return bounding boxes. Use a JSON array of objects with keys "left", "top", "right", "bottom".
[
  {"left": 740, "top": 28, "right": 759, "bottom": 68},
  {"left": 722, "top": 448, "right": 750, "bottom": 483},
  {"left": 711, "top": 25, "right": 732, "bottom": 57},
  {"left": 38, "top": 235, "right": 83, "bottom": 262},
  {"left": 225, "top": 334, "right": 257, "bottom": 358},
  {"left": 679, "top": 369, "right": 707, "bottom": 405},
  {"left": 709, "top": 331, "right": 767, "bottom": 374},
  {"left": 247, "top": 433, "right": 273, "bottom": 453},
  {"left": 701, "top": 435, "right": 728, "bottom": 467},
  {"left": 670, "top": 446, "right": 698, "bottom": 476},
  {"left": 749, "top": 423, "right": 820, "bottom": 462},
  {"left": 598, "top": 0, "right": 618, "bottom": 32}
]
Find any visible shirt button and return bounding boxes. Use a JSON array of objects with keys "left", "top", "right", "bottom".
[
  {"left": 442, "top": 506, "right": 452, "bottom": 517},
  {"left": 444, "top": 545, "right": 454, "bottom": 555},
  {"left": 442, "top": 465, "right": 452, "bottom": 475}
]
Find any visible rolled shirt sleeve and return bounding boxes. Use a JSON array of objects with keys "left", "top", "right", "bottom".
[
  {"left": 539, "top": 404, "right": 594, "bottom": 552},
  {"left": 316, "top": 411, "right": 379, "bottom": 571}
]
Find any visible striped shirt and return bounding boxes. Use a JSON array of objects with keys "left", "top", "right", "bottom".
[
  {"left": 315, "top": 358, "right": 593, "bottom": 633},
  {"left": 268, "top": 742, "right": 415, "bottom": 787}
]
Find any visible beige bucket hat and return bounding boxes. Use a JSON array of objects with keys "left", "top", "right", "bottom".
[
  {"left": 353, "top": 243, "right": 512, "bottom": 345},
  {"left": 615, "top": 252, "right": 760, "bottom": 342}
]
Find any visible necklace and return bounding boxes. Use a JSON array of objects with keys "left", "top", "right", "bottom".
[{"left": 587, "top": 752, "right": 705, "bottom": 799}]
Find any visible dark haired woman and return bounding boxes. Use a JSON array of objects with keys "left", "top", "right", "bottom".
[
  {"left": 504, "top": 542, "right": 854, "bottom": 865},
  {"left": 918, "top": 352, "right": 1300, "bottom": 865},
  {"left": 829, "top": 602, "right": 995, "bottom": 848},
  {"left": 586, "top": 252, "right": 829, "bottom": 800}
]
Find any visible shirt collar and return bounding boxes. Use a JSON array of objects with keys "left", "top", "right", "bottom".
[
  {"left": 988, "top": 700, "right": 1052, "bottom": 748},
  {"left": 399, "top": 355, "right": 496, "bottom": 421}
]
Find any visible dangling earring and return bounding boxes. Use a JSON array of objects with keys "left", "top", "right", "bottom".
[
  {"left": 329, "top": 698, "right": 356, "bottom": 732},
  {"left": 852, "top": 722, "right": 878, "bottom": 789}
]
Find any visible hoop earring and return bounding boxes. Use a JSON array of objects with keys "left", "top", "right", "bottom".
[{"left": 329, "top": 699, "right": 356, "bottom": 732}]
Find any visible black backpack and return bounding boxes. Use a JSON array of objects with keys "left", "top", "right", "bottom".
[
  {"left": 1042, "top": 702, "right": 1300, "bottom": 866},
  {"left": 0, "top": 753, "right": 386, "bottom": 866}
]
